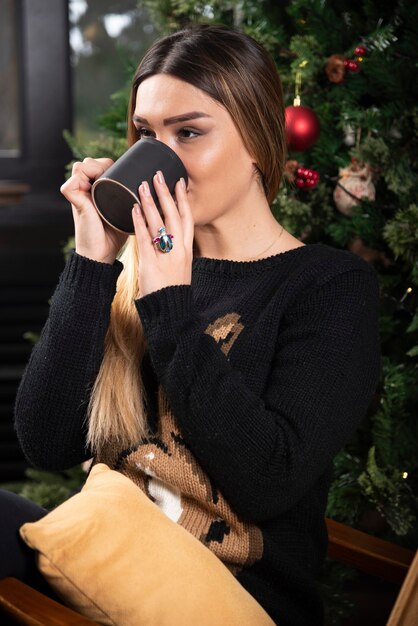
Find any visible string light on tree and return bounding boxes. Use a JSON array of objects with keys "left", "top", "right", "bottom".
[
  {"left": 399, "top": 287, "right": 413, "bottom": 304},
  {"left": 395, "top": 287, "right": 415, "bottom": 321}
]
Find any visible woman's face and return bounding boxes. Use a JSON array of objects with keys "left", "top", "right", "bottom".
[{"left": 133, "top": 74, "right": 258, "bottom": 226}]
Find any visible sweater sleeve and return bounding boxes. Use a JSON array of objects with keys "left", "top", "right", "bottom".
[
  {"left": 135, "top": 266, "right": 381, "bottom": 523},
  {"left": 14, "top": 251, "right": 123, "bottom": 470}
]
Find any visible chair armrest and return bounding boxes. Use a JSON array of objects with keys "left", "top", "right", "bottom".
[
  {"left": 387, "top": 550, "right": 418, "bottom": 626},
  {"left": 0, "top": 577, "right": 97, "bottom": 626},
  {"left": 326, "top": 517, "right": 415, "bottom": 584}
]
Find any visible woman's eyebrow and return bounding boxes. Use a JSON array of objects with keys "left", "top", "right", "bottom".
[{"left": 132, "top": 111, "right": 211, "bottom": 126}]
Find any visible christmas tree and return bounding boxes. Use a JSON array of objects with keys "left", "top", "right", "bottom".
[
  {"left": 4, "top": 1, "right": 417, "bottom": 623},
  {"left": 137, "top": 0, "right": 418, "bottom": 545}
]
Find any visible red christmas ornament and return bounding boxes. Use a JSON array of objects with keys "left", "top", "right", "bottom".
[
  {"left": 354, "top": 44, "right": 367, "bottom": 56},
  {"left": 295, "top": 166, "right": 320, "bottom": 189},
  {"left": 345, "top": 59, "right": 360, "bottom": 72},
  {"left": 285, "top": 105, "right": 321, "bottom": 152}
]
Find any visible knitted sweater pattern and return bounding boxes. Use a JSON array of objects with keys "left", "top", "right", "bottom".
[
  {"left": 99, "top": 358, "right": 264, "bottom": 578},
  {"left": 15, "top": 242, "right": 381, "bottom": 626}
]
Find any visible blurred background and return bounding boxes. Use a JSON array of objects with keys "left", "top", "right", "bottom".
[
  {"left": 0, "top": 2, "right": 417, "bottom": 624},
  {"left": 0, "top": 0, "right": 156, "bottom": 482}
]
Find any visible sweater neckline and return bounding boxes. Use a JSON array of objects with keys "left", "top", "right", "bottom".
[{"left": 192, "top": 242, "right": 325, "bottom": 276}]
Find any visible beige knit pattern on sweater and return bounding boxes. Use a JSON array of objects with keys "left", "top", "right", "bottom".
[{"left": 98, "top": 312, "right": 263, "bottom": 576}]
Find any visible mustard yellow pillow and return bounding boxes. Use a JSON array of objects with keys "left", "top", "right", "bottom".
[{"left": 20, "top": 463, "right": 275, "bottom": 626}]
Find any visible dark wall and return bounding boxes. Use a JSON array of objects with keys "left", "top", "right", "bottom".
[{"left": 0, "top": 0, "right": 74, "bottom": 481}]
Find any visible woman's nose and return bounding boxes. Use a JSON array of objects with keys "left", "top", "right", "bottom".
[{"left": 154, "top": 133, "right": 176, "bottom": 152}]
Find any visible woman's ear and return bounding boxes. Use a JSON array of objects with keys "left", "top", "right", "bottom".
[{"left": 252, "top": 164, "right": 268, "bottom": 196}]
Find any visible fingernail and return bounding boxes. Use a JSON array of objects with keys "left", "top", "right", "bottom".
[
  {"left": 180, "top": 177, "right": 186, "bottom": 190},
  {"left": 140, "top": 181, "right": 150, "bottom": 196},
  {"left": 156, "top": 170, "right": 165, "bottom": 184},
  {"left": 133, "top": 203, "right": 141, "bottom": 215}
]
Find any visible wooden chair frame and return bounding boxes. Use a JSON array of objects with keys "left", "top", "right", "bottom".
[{"left": 0, "top": 518, "right": 416, "bottom": 625}]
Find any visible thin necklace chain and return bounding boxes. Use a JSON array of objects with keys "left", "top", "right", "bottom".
[
  {"left": 192, "top": 224, "right": 285, "bottom": 261},
  {"left": 241, "top": 224, "right": 284, "bottom": 261}
]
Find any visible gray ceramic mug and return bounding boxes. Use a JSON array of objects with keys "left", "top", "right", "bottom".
[{"left": 91, "top": 137, "right": 188, "bottom": 234}]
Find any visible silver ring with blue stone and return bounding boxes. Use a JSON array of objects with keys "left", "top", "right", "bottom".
[{"left": 152, "top": 226, "right": 174, "bottom": 253}]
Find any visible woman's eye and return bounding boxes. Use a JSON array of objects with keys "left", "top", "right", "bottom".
[
  {"left": 135, "top": 127, "right": 200, "bottom": 140},
  {"left": 178, "top": 128, "right": 200, "bottom": 140},
  {"left": 137, "top": 127, "right": 154, "bottom": 138}
]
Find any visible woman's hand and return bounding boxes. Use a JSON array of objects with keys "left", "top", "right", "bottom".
[
  {"left": 132, "top": 171, "right": 194, "bottom": 298},
  {"left": 60, "top": 157, "right": 128, "bottom": 264}
]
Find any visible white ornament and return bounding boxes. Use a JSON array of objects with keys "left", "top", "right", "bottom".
[
  {"left": 343, "top": 124, "right": 356, "bottom": 147},
  {"left": 333, "top": 162, "right": 375, "bottom": 216}
]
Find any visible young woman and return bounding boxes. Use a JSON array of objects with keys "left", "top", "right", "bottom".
[{"left": 7, "top": 24, "right": 381, "bottom": 626}]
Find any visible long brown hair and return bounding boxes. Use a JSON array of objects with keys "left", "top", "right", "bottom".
[
  {"left": 87, "top": 24, "right": 287, "bottom": 455},
  {"left": 129, "top": 23, "right": 286, "bottom": 203}
]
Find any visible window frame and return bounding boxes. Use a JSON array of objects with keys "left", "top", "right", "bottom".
[{"left": 0, "top": 0, "right": 72, "bottom": 191}]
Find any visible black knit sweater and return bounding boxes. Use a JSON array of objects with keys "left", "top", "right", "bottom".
[{"left": 15, "top": 243, "right": 381, "bottom": 626}]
